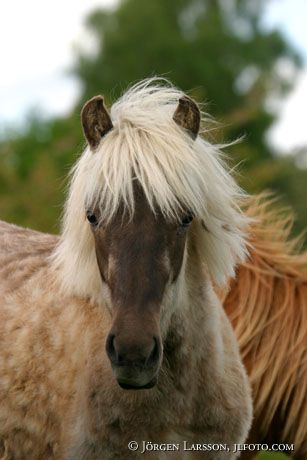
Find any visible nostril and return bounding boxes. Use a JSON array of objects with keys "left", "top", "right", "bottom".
[
  {"left": 146, "top": 337, "right": 160, "bottom": 367},
  {"left": 106, "top": 334, "right": 117, "bottom": 362},
  {"left": 106, "top": 334, "right": 161, "bottom": 369}
]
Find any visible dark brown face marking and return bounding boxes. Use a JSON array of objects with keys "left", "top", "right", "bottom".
[
  {"left": 87, "top": 185, "right": 192, "bottom": 389},
  {"left": 81, "top": 96, "right": 113, "bottom": 149},
  {"left": 173, "top": 96, "right": 200, "bottom": 140}
]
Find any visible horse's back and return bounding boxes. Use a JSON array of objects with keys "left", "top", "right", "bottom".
[
  {"left": 0, "top": 220, "right": 59, "bottom": 292},
  {"left": 0, "top": 220, "right": 58, "bottom": 254}
]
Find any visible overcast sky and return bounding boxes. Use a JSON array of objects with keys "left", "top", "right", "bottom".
[{"left": 0, "top": 0, "right": 306, "bottom": 153}]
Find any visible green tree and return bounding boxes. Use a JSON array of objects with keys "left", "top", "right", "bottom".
[{"left": 74, "top": 0, "right": 301, "bottom": 160}]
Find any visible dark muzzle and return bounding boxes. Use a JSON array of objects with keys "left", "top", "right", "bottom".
[{"left": 106, "top": 333, "right": 162, "bottom": 390}]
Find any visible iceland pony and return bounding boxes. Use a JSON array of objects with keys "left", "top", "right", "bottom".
[{"left": 0, "top": 80, "right": 252, "bottom": 459}]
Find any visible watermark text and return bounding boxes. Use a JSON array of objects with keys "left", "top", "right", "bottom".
[{"left": 128, "top": 440, "right": 295, "bottom": 454}]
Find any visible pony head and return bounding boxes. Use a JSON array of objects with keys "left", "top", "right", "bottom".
[{"left": 52, "top": 79, "right": 248, "bottom": 389}]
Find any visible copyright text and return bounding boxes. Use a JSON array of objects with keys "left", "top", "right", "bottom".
[{"left": 128, "top": 440, "right": 295, "bottom": 454}]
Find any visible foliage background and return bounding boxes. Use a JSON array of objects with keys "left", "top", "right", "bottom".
[{"left": 0, "top": 0, "right": 305, "bottom": 457}]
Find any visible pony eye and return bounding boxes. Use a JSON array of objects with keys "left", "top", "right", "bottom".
[
  {"left": 86, "top": 211, "right": 98, "bottom": 226},
  {"left": 180, "top": 212, "right": 194, "bottom": 227}
]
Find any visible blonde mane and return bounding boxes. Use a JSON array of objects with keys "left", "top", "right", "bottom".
[
  {"left": 222, "top": 194, "right": 307, "bottom": 453},
  {"left": 52, "top": 79, "right": 248, "bottom": 300}
]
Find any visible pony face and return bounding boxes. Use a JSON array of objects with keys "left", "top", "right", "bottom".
[
  {"left": 80, "top": 88, "right": 200, "bottom": 390},
  {"left": 87, "top": 185, "right": 192, "bottom": 389},
  {"left": 54, "top": 80, "right": 248, "bottom": 388}
]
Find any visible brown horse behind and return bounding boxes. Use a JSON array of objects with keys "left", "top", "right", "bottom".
[{"left": 221, "top": 195, "right": 307, "bottom": 460}]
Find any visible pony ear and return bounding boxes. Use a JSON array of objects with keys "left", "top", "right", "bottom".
[
  {"left": 81, "top": 96, "right": 113, "bottom": 149},
  {"left": 173, "top": 96, "right": 200, "bottom": 140}
]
